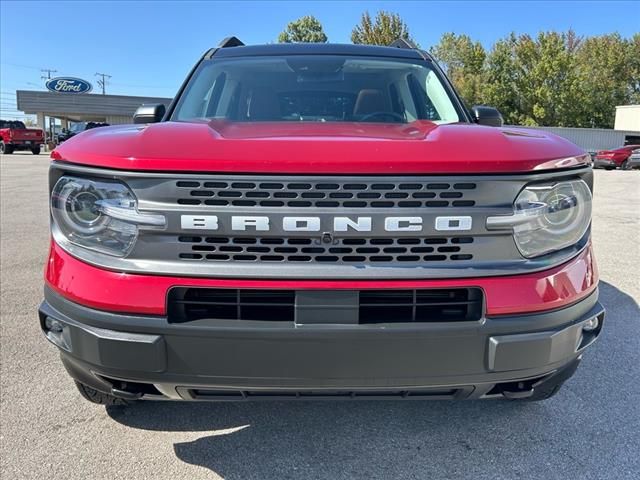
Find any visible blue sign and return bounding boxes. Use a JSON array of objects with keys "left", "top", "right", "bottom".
[{"left": 45, "top": 77, "right": 93, "bottom": 94}]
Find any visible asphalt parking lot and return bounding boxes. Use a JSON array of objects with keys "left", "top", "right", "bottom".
[{"left": 1, "top": 152, "right": 638, "bottom": 480}]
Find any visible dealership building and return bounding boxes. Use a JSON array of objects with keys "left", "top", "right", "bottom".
[{"left": 16, "top": 89, "right": 172, "bottom": 132}]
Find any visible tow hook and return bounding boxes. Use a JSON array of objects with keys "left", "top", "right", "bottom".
[
  {"left": 110, "top": 383, "right": 145, "bottom": 400},
  {"left": 500, "top": 382, "right": 535, "bottom": 399}
]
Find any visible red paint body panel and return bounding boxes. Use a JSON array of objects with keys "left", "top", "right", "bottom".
[
  {"left": 596, "top": 145, "right": 640, "bottom": 166},
  {"left": 0, "top": 127, "right": 44, "bottom": 143},
  {"left": 45, "top": 241, "right": 598, "bottom": 317},
  {"left": 51, "top": 120, "right": 586, "bottom": 174}
]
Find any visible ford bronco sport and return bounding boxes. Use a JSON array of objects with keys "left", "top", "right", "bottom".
[{"left": 39, "top": 38, "right": 604, "bottom": 405}]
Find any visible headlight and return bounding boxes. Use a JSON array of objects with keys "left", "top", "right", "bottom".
[
  {"left": 487, "top": 179, "right": 592, "bottom": 258},
  {"left": 51, "top": 176, "right": 165, "bottom": 257}
]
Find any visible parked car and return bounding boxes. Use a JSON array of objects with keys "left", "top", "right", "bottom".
[
  {"left": 40, "top": 38, "right": 603, "bottom": 406},
  {"left": 0, "top": 120, "right": 44, "bottom": 154},
  {"left": 627, "top": 149, "right": 640, "bottom": 169},
  {"left": 57, "top": 122, "right": 110, "bottom": 143},
  {"left": 594, "top": 145, "right": 640, "bottom": 170}
]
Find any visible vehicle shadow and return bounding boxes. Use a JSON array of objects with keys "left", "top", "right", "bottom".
[{"left": 107, "top": 281, "right": 639, "bottom": 480}]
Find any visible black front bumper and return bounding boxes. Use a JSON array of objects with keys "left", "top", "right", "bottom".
[{"left": 39, "top": 287, "right": 604, "bottom": 401}]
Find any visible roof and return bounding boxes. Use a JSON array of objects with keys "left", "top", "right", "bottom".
[{"left": 211, "top": 42, "right": 429, "bottom": 60}]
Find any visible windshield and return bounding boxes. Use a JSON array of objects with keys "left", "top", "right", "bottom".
[{"left": 172, "top": 55, "right": 461, "bottom": 124}]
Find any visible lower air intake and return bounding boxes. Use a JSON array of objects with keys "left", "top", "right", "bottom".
[
  {"left": 167, "top": 288, "right": 483, "bottom": 324},
  {"left": 184, "top": 388, "right": 467, "bottom": 401}
]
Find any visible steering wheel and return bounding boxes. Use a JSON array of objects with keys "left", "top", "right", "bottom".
[{"left": 359, "top": 112, "right": 406, "bottom": 123}]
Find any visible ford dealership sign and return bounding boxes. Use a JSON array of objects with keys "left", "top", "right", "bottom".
[{"left": 45, "top": 77, "right": 93, "bottom": 94}]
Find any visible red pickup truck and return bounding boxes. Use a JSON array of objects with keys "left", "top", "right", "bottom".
[
  {"left": 0, "top": 120, "right": 44, "bottom": 154},
  {"left": 40, "top": 38, "right": 603, "bottom": 406}
]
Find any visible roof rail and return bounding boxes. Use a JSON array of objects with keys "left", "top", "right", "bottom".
[
  {"left": 219, "top": 36, "right": 245, "bottom": 48},
  {"left": 389, "top": 38, "right": 418, "bottom": 50},
  {"left": 389, "top": 38, "right": 433, "bottom": 61}
]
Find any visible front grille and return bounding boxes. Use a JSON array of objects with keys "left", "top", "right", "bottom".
[
  {"left": 54, "top": 164, "right": 590, "bottom": 279},
  {"left": 176, "top": 180, "right": 478, "bottom": 208},
  {"left": 177, "top": 235, "right": 475, "bottom": 263},
  {"left": 167, "top": 287, "right": 483, "bottom": 324},
  {"left": 126, "top": 174, "right": 523, "bottom": 276}
]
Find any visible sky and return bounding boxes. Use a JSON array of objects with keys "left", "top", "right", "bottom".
[{"left": 1, "top": 0, "right": 638, "bottom": 120}]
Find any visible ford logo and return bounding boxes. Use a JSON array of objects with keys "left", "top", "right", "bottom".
[{"left": 45, "top": 77, "right": 93, "bottom": 94}]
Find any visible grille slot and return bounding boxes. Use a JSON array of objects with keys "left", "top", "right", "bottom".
[
  {"left": 169, "top": 288, "right": 296, "bottom": 323},
  {"left": 175, "top": 180, "right": 478, "bottom": 208},
  {"left": 177, "top": 236, "right": 475, "bottom": 263},
  {"left": 168, "top": 288, "right": 483, "bottom": 324},
  {"left": 359, "top": 288, "right": 483, "bottom": 323}
]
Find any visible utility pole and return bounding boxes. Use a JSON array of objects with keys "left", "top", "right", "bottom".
[
  {"left": 41, "top": 69, "right": 57, "bottom": 81},
  {"left": 40, "top": 69, "right": 57, "bottom": 148},
  {"left": 95, "top": 72, "right": 111, "bottom": 95}
]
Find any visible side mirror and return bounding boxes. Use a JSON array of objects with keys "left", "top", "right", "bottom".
[
  {"left": 471, "top": 106, "right": 503, "bottom": 127},
  {"left": 133, "top": 104, "right": 166, "bottom": 124}
]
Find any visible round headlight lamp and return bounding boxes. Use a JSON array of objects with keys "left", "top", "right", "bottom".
[
  {"left": 488, "top": 179, "right": 592, "bottom": 258},
  {"left": 55, "top": 181, "right": 108, "bottom": 235},
  {"left": 51, "top": 176, "right": 165, "bottom": 257}
]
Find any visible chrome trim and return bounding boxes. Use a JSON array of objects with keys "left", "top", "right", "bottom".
[
  {"left": 486, "top": 202, "right": 547, "bottom": 229},
  {"left": 96, "top": 199, "right": 166, "bottom": 226}
]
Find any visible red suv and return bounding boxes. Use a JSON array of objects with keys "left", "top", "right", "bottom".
[
  {"left": 39, "top": 38, "right": 603, "bottom": 406},
  {"left": 594, "top": 145, "right": 640, "bottom": 170}
]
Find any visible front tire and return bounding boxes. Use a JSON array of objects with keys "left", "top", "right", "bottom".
[
  {"left": 621, "top": 160, "right": 629, "bottom": 170},
  {"left": 74, "top": 381, "right": 130, "bottom": 406}
]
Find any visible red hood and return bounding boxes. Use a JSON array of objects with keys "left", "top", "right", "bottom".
[{"left": 53, "top": 120, "right": 586, "bottom": 174}]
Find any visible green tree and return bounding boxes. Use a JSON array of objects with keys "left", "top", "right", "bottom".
[
  {"left": 483, "top": 31, "right": 582, "bottom": 126},
  {"left": 628, "top": 33, "right": 640, "bottom": 104},
  {"left": 351, "top": 11, "right": 413, "bottom": 46},
  {"left": 278, "top": 15, "right": 327, "bottom": 43},
  {"left": 482, "top": 35, "right": 520, "bottom": 124},
  {"left": 430, "top": 30, "right": 637, "bottom": 127},
  {"left": 430, "top": 33, "right": 487, "bottom": 106},
  {"left": 573, "top": 33, "right": 631, "bottom": 127}
]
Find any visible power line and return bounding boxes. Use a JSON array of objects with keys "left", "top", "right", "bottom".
[
  {"left": 95, "top": 72, "right": 112, "bottom": 95},
  {"left": 41, "top": 68, "right": 57, "bottom": 81},
  {"left": 0, "top": 62, "right": 41, "bottom": 70}
]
